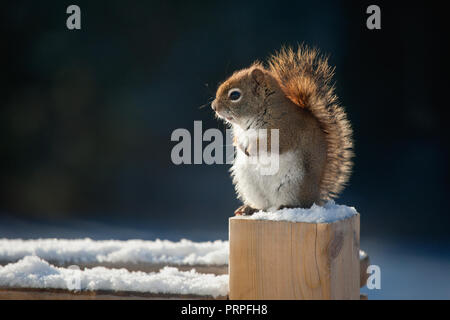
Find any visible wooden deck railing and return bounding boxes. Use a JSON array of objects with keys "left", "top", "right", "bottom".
[{"left": 0, "top": 214, "right": 370, "bottom": 300}]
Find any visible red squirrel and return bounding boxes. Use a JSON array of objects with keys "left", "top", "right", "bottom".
[{"left": 211, "top": 46, "right": 353, "bottom": 215}]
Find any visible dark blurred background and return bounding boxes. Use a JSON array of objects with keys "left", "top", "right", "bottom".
[
  {"left": 0, "top": 0, "right": 449, "bottom": 243},
  {"left": 2, "top": 0, "right": 450, "bottom": 299}
]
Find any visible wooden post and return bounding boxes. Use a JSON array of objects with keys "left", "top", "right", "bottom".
[
  {"left": 229, "top": 213, "right": 360, "bottom": 300},
  {"left": 359, "top": 250, "right": 370, "bottom": 288}
]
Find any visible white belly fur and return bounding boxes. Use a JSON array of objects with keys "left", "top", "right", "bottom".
[{"left": 231, "top": 144, "right": 304, "bottom": 211}]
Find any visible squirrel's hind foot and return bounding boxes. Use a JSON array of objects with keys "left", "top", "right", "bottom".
[{"left": 234, "top": 205, "right": 257, "bottom": 216}]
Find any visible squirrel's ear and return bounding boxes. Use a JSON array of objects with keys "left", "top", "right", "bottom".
[{"left": 251, "top": 68, "right": 265, "bottom": 86}]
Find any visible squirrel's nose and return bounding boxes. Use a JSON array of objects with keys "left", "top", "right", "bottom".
[{"left": 211, "top": 100, "right": 217, "bottom": 111}]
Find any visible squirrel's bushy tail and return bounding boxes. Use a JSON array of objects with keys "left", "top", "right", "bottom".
[{"left": 268, "top": 45, "right": 353, "bottom": 201}]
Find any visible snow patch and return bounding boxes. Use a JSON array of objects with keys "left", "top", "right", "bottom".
[
  {"left": 0, "top": 238, "right": 366, "bottom": 264},
  {"left": 0, "top": 256, "right": 228, "bottom": 297},
  {"left": 0, "top": 238, "right": 228, "bottom": 265},
  {"left": 242, "top": 201, "right": 358, "bottom": 223}
]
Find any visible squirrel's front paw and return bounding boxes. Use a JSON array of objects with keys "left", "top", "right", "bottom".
[{"left": 234, "top": 205, "right": 257, "bottom": 216}]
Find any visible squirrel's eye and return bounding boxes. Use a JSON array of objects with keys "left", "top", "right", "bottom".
[{"left": 228, "top": 88, "right": 242, "bottom": 102}]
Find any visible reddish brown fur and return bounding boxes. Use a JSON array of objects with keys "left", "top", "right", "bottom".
[
  {"left": 213, "top": 45, "right": 353, "bottom": 209},
  {"left": 268, "top": 46, "right": 353, "bottom": 201}
]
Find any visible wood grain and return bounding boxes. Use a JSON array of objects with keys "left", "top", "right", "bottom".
[
  {"left": 0, "top": 288, "right": 227, "bottom": 300},
  {"left": 359, "top": 251, "right": 370, "bottom": 288},
  {"left": 229, "top": 214, "right": 360, "bottom": 300}
]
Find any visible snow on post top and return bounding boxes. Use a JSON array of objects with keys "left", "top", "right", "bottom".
[{"left": 235, "top": 201, "right": 358, "bottom": 223}]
